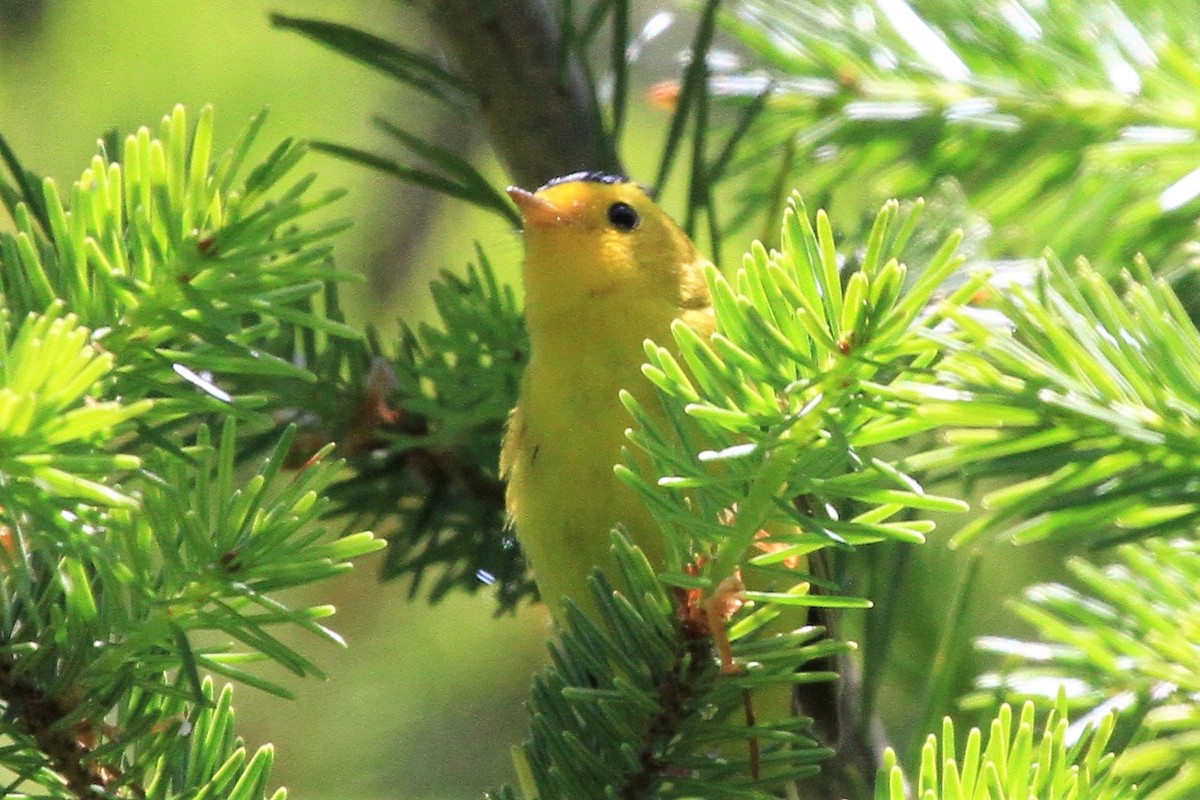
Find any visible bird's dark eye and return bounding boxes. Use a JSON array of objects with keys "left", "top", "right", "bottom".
[{"left": 607, "top": 201, "right": 640, "bottom": 232}]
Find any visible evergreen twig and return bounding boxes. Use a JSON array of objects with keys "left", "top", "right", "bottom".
[{"left": 0, "top": 105, "right": 383, "bottom": 798}]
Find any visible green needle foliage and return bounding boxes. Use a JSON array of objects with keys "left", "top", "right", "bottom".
[
  {"left": 512, "top": 533, "right": 835, "bottom": 800},
  {"left": 0, "top": 306, "right": 150, "bottom": 511},
  {"left": 326, "top": 253, "right": 535, "bottom": 611},
  {"left": 876, "top": 700, "right": 1127, "bottom": 800},
  {"left": 0, "top": 106, "right": 383, "bottom": 797},
  {"left": 624, "top": 193, "right": 970, "bottom": 598},
  {"left": 873, "top": 235, "right": 1200, "bottom": 796},
  {"left": 140, "top": 679, "right": 285, "bottom": 800},
  {"left": 716, "top": 0, "right": 1200, "bottom": 283},
  {"left": 1, "top": 105, "right": 359, "bottom": 424},
  {"left": 976, "top": 539, "right": 1200, "bottom": 798},
  {"left": 897, "top": 254, "right": 1200, "bottom": 548}
]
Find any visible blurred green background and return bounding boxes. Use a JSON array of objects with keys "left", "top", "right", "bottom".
[{"left": 0, "top": 2, "right": 1065, "bottom": 797}]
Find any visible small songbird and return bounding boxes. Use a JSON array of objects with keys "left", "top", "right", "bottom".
[
  {"left": 501, "top": 171, "right": 715, "bottom": 620},
  {"left": 502, "top": 172, "right": 865, "bottom": 797}
]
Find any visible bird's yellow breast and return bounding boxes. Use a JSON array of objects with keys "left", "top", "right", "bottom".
[{"left": 501, "top": 293, "right": 675, "bottom": 616}]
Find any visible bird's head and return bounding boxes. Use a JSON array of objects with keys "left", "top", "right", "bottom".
[{"left": 507, "top": 172, "right": 704, "bottom": 321}]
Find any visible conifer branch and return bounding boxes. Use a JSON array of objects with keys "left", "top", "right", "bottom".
[
  {"left": 0, "top": 105, "right": 383, "bottom": 797},
  {"left": 876, "top": 698, "right": 1128, "bottom": 799},
  {"left": 0, "top": 657, "right": 120, "bottom": 797}
]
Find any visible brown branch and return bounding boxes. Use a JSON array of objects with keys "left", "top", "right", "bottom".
[
  {"left": 619, "top": 598, "right": 712, "bottom": 800},
  {"left": 0, "top": 658, "right": 118, "bottom": 797},
  {"left": 416, "top": 0, "right": 624, "bottom": 188}
]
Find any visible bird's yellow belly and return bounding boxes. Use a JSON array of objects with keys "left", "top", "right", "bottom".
[{"left": 502, "top": 357, "right": 663, "bottom": 617}]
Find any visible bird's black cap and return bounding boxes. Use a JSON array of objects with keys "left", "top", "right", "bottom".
[{"left": 538, "top": 171, "right": 629, "bottom": 191}]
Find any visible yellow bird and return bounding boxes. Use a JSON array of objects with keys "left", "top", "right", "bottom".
[
  {"left": 502, "top": 173, "right": 868, "bottom": 798},
  {"left": 501, "top": 172, "right": 714, "bottom": 620}
]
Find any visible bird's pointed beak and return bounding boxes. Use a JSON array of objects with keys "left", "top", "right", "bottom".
[{"left": 507, "top": 186, "right": 564, "bottom": 229}]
